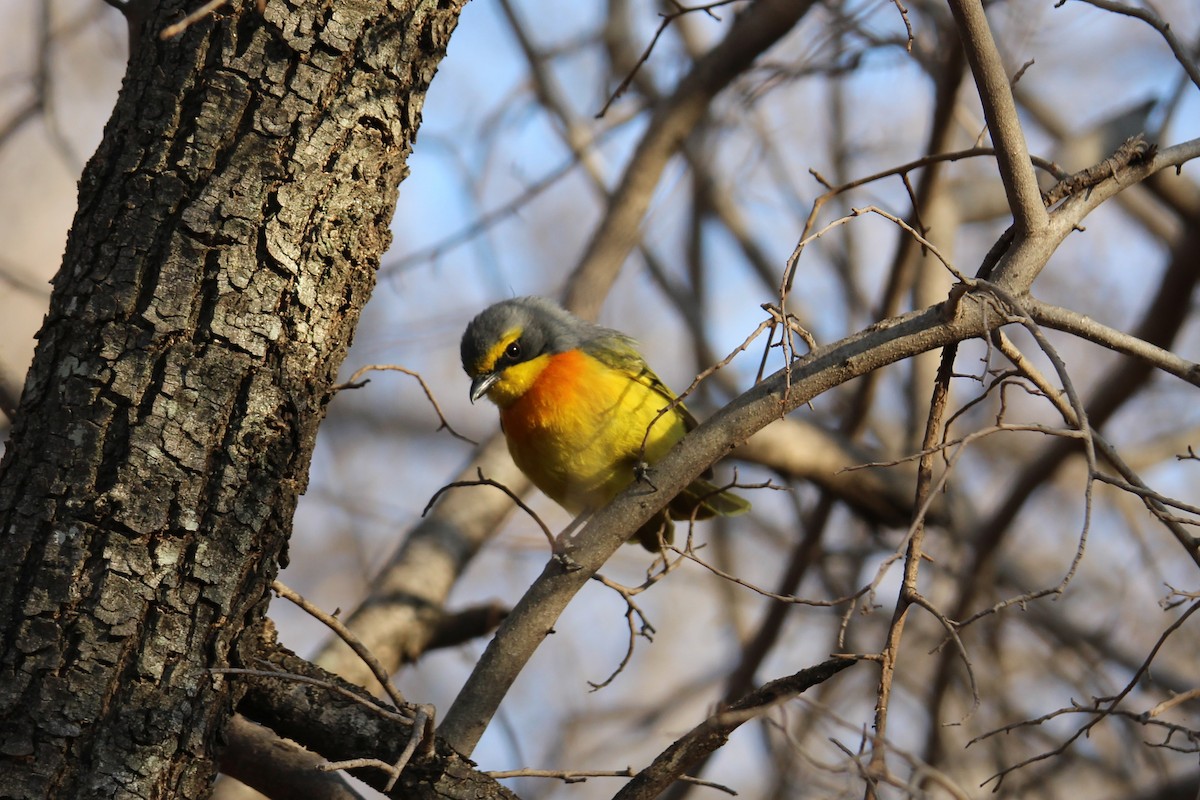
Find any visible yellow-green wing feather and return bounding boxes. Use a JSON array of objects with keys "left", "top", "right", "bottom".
[
  {"left": 583, "top": 330, "right": 751, "bottom": 526},
  {"left": 582, "top": 332, "right": 700, "bottom": 430}
]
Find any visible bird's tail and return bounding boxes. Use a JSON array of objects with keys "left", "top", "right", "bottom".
[
  {"left": 632, "top": 479, "right": 750, "bottom": 551},
  {"left": 670, "top": 478, "right": 751, "bottom": 520}
]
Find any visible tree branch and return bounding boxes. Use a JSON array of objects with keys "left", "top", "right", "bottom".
[
  {"left": 437, "top": 296, "right": 994, "bottom": 756},
  {"left": 236, "top": 623, "right": 519, "bottom": 800},
  {"left": 612, "top": 658, "right": 859, "bottom": 799},
  {"left": 564, "top": 0, "right": 818, "bottom": 319},
  {"left": 946, "top": 0, "right": 1048, "bottom": 235},
  {"left": 438, "top": 133, "right": 1200, "bottom": 754},
  {"left": 1026, "top": 297, "right": 1200, "bottom": 388},
  {"left": 991, "top": 137, "right": 1200, "bottom": 290},
  {"left": 1067, "top": 0, "right": 1200, "bottom": 93},
  {"left": 220, "top": 715, "right": 368, "bottom": 800}
]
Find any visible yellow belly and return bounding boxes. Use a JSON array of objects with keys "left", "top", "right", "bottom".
[{"left": 499, "top": 350, "right": 687, "bottom": 514}]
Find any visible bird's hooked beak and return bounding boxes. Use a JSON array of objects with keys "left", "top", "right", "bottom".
[{"left": 469, "top": 371, "right": 501, "bottom": 404}]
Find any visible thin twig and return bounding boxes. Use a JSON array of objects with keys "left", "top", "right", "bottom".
[
  {"left": 1064, "top": 0, "right": 1200, "bottom": 92},
  {"left": 783, "top": 147, "right": 1065, "bottom": 294},
  {"left": 268, "top": 583, "right": 437, "bottom": 789},
  {"left": 637, "top": 313, "right": 776, "bottom": 464},
  {"left": 1146, "top": 688, "right": 1200, "bottom": 719},
  {"left": 159, "top": 0, "right": 230, "bottom": 39},
  {"left": 888, "top": 0, "right": 913, "bottom": 52},
  {"left": 973, "top": 600, "right": 1200, "bottom": 788},
  {"left": 485, "top": 767, "right": 736, "bottom": 794},
  {"left": 587, "top": 570, "right": 677, "bottom": 690},
  {"left": 1092, "top": 473, "right": 1200, "bottom": 520},
  {"left": 595, "top": 0, "right": 748, "bottom": 118},
  {"left": 868, "top": 336, "right": 959, "bottom": 793},
  {"left": 987, "top": 298, "right": 1200, "bottom": 565},
  {"left": 271, "top": 581, "right": 407, "bottom": 708},
  {"left": 334, "top": 363, "right": 476, "bottom": 445},
  {"left": 422, "top": 469, "right": 556, "bottom": 547},
  {"left": 210, "top": 667, "right": 414, "bottom": 725},
  {"left": 979, "top": 286, "right": 1097, "bottom": 590}
]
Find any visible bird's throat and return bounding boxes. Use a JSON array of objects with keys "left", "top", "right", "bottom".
[{"left": 485, "top": 353, "right": 553, "bottom": 409}]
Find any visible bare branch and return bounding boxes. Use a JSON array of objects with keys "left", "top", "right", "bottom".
[
  {"left": 334, "top": 363, "right": 476, "bottom": 445},
  {"left": 220, "top": 715, "right": 368, "bottom": 800},
  {"left": 1027, "top": 296, "right": 1200, "bottom": 388},
  {"left": 973, "top": 600, "right": 1200, "bottom": 788},
  {"left": 586, "top": 571, "right": 671, "bottom": 690},
  {"left": 612, "top": 658, "right": 859, "bottom": 800},
  {"left": 946, "top": 0, "right": 1048, "bottom": 234},
  {"left": 422, "top": 469, "right": 556, "bottom": 548},
  {"left": 565, "top": 0, "right": 818, "bottom": 319},
  {"left": 486, "top": 767, "right": 736, "bottom": 794},
  {"left": 868, "top": 336, "right": 960, "bottom": 792},
  {"left": 272, "top": 581, "right": 408, "bottom": 708},
  {"left": 159, "top": 0, "right": 230, "bottom": 39},
  {"left": 1065, "top": 0, "right": 1200, "bottom": 93}
]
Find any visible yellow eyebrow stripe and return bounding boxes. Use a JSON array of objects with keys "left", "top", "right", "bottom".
[{"left": 479, "top": 326, "right": 523, "bottom": 373}]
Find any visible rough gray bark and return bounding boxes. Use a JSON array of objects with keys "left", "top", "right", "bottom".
[
  {"left": 0, "top": 0, "right": 465, "bottom": 797},
  {"left": 236, "top": 622, "right": 518, "bottom": 800}
]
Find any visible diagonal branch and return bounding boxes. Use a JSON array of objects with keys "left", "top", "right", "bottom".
[
  {"left": 436, "top": 132, "right": 1200, "bottom": 756},
  {"left": 1068, "top": 0, "right": 1200, "bottom": 92},
  {"left": 990, "top": 137, "right": 1200, "bottom": 290},
  {"left": 1026, "top": 297, "right": 1200, "bottom": 388},
  {"left": 612, "top": 658, "right": 858, "bottom": 800},
  {"left": 946, "top": 0, "right": 1048, "bottom": 235},
  {"left": 564, "top": 0, "right": 818, "bottom": 319},
  {"left": 436, "top": 295, "right": 992, "bottom": 757}
]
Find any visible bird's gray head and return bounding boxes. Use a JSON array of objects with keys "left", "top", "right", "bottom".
[{"left": 460, "top": 296, "right": 584, "bottom": 403}]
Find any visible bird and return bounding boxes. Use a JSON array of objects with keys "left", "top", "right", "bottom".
[{"left": 460, "top": 296, "right": 749, "bottom": 550}]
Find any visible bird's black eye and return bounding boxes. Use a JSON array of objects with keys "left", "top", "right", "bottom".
[{"left": 505, "top": 341, "right": 521, "bottom": 360}]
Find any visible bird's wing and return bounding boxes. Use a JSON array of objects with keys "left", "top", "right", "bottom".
[{"left": 585, "top": 333, "right": 700, "bottom": 431}]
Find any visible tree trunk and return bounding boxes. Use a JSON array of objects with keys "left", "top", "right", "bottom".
[{"left": 0, "top": 0, "right": 464, "bottom": 796}]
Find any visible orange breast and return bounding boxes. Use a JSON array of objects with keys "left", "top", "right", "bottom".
[
  {"left": 501, "top": 349, "right": 592, "bottom": 435},
  {"left": 499, "top": 349, "right": 687, "bottom": 514}
]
